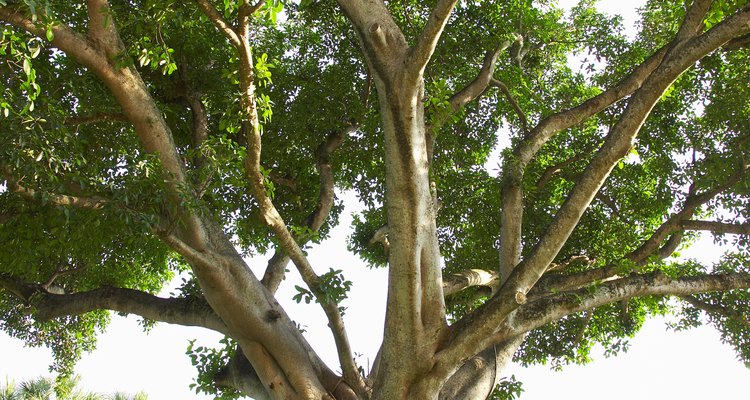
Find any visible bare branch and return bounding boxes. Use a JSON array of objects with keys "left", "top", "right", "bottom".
[
  {"left": 547, "top": 255, "right": 594, "bottom": 273},
  {"left": 38, "top": 287, "right": 229, "bottom": 334},
  {"left": 5, "top": 175, "right": 108, "bottom": 210},
  {"left": 678, "top": 220, "right": 750, "bottom": 235},
  {"left": 194, "top": 0, "right": 242, "bottom": 48},
  {"left": 490, "top": 78, "right": 529, "bottom": 135},
  {"left": 514, "top": 44, "right": 669, "bottom": 169},
  {"left": 500, "top": 272, "right": 750, "bottom": 340},
  {"left": 406, "top": 0, "right": 458, "bottom": 78},
  {"left": 42, "top": 263, "right": 87, "bottom": 291},
  {"left": 157, "top": 231, "right": 217, "bottom": 268},
  {"left": 627, "top": 165, "right": 748, "bottom": 264},
  {"left": 446, "top": 42, "right": 511, "bottom": 113},
  {"left": 0, "top": 273, "right": 227, "bottom": 333},
  {"left": 261, "top": 126, "right": 353, "bottom": 293},
  {"left": 443, "top": 269, "right": 499, "bottom": 297}
]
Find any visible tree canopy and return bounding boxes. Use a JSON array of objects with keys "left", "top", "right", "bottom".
[{"left": 1, "top": 0, "right": 749, "bottom": 399}]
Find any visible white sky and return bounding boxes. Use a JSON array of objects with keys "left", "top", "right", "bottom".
[{"left": 3, "top": 1, "right": 750, "bottom": 399}]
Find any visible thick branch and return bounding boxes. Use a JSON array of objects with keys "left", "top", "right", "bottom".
[
  {"left": 0, "top": 274, "right": 228, "bottom": 333},
  {"left": 495, "top": 42, "right": 669, "bottom": 284},
  {"left": 2, "top": 2, "right": 209, "bottom": 249},
  {"left": 38, "top": 287, "right": 228, "bottom": 333},
  {"left": 407, "top": 0, "right": 458, "bottom": 78},
  {"left": 509, "top": 4, "right": 750, "bottom": 297},
  {"left": 500, "top": 272, "right": 750, "bottom": 340},
  {"left": 443, "top": 269, "right": 499, "bottom": 297},
  {"left": 194, "top": 0, "right": 242, "bottom": 48},
  {"left": 212, "top": 6, "right": 364, "bottom": 396},
  {"left": 8, "top": 180, "right": 108, "bottom": 210}
]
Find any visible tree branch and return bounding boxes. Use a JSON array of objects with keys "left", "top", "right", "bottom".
[
  {"left": 534, "top": 151, "right": 590, "bottom": 190},
  {"left": 443, "top": 269, "right": 499, "bottom": 297},
  {"left": 495, "top": 42, "right": 670, "bottom": 285},
  {"left": 510, "top": 4, "right": 750, "bottom": 296},
  {"left": 490, "top": 78, "right": 529, "bottom": 135},
  {"left": 677, "top": 220, "right": 750, "bottom": 235},
  {"left": 2, "top": 1, "right": 210, "bottom": 250},
  {"left": 425, "top": 41, "right": 512, "bottom": 161},
  {"left": 446, "top": 6, "right": 750, "bottom": 381},
  {"left": 199, "top": 5, "right": 366, "bottom": 395},
  {"left": 194, "top": 0, "right": 242, "bottom": 48},
  {"left": 39, "top": 287, "right": 228, "bottom": 334},
  {"left": 500, "top": 272, "right": 750, "bottom": 340},
  {"left": 6, "top": 179, "right": 108, "bottom": 210},
  {"left": 679, "top": 295, "right": 750, "bottom": 329},
  {"left": 0, "top": 274, "right": 228, "bottom": 333},
  {"left": 406, "top": 0, "right": 458, "bottom": 79},
  {"left": 446, "top": 42, "right": 511, "bottom": 113},
  {"left": 261, "top": 126, "right": 353, "bottom": 293},
  {"left": 627, "top": 164, "right": 748, "bottom": 264}
]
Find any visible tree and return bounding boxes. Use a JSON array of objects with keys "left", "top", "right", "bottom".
[
  {"left": 1, "top": 0, "right": 749, "bottom": 398},
  {"left": 0, "top": 375, "right": 144, "bottom": 400}
]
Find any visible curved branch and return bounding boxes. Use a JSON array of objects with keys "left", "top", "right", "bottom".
[
  {"left": 209, "top": 6, "right": 364, "bottom": 396},
  {"left": 2, "top": 2, "right": 209, "bottom": 250},
  {"left": 490, "top": 78, "right": 529, "bottom": 135},
  {"left": 0, "top": 274, "right": 228, "bottom": 334},
  {"left": 261, "top": 126, "right": 353, "bottom": 293},
  {"left": 627, "top": 164, "right": 748, "bottom": 264},
  {"left": 7, "top": 180, "right": 108, "bottom": 210},
  {"left": 446, "top": 42, "right": 511, "bottom": 113},
  {"left": 499, "top": 272, "right": 750, "bottom": 340},
  {"left": 38, "top": 288, "right": 228, "bottom": 333}
]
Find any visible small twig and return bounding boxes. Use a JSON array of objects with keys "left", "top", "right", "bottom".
[
  {"left": 680, "top": 295, "right": 750, "bottom": 328},
  {"left": 42, "top": 262, "right": 86, "bottom": 291},
  {"left": 490, "top": 78, "right": 529, "bottom": 135}
]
